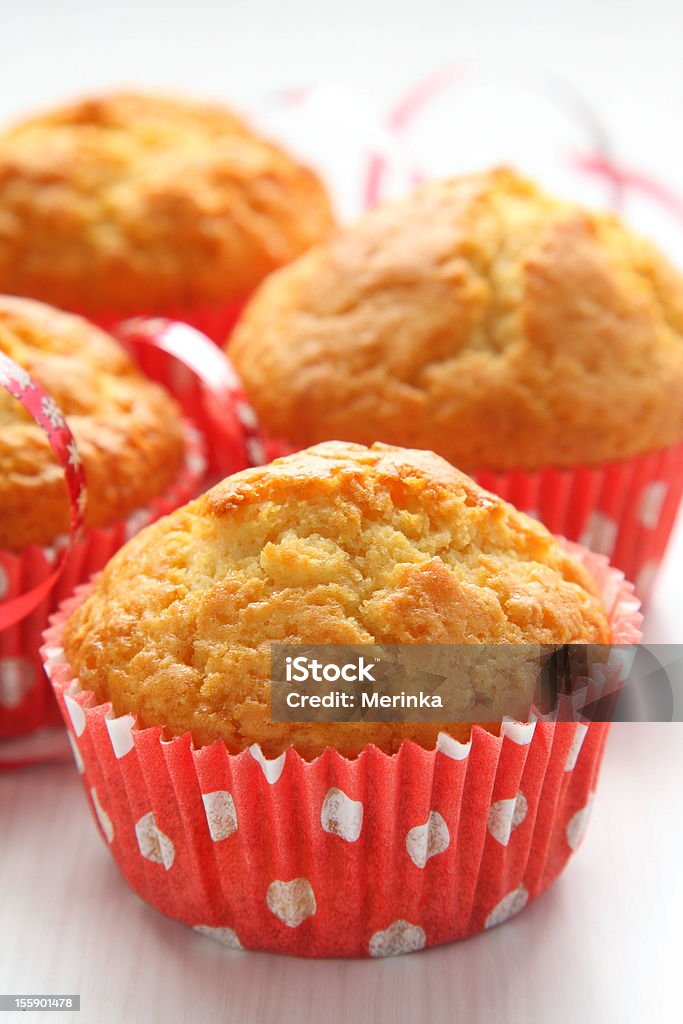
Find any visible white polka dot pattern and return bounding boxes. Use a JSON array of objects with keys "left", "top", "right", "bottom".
[
  {"left": 638, "top": 481, "right": 667, "bottom": 529},
  {"left": 42, "top": 543, "right": 59, "bottom": 565},
  {"left": 487, "top": 792, "right": 528, "bottom": 847},
  {"left": 135, "top": 812, "right": 175, "bottom": 869},
  {"left": 580, "top": 512, "right": 618, "bottom": 557},
  {"left": 91, "top": 788, "right": 114, "bottom": 844},
  {"left": 67, "top": 732, "right": 84, "bottom": 774},
  {"left": 320, "top": 788, "right": 363, "bottom": 842},
  {"left": 246, "top": 438, "right": 267, "bottom": 466},
  {"left": 485, "top": 885, "right": 529, "bottom": 929},
  {"left": 0, "top": 657, "right": 35, "bottom": 708},
  {"left": 105, "top": 714, "right": 135, "bottom": 759},
  {"left": 249, "top": 744, "right": 286, "bottom": 784},
  {"left": 406, "top": 811, "right": 450, "bottom": 868},
  {"left": 436, "top": 732, "right": 471, "bottom": 760},
  {"left": 202, "top": 791, "right": 238, "bottom": 842},
  {"left": 266, "top": 879, "right": 316, "bottom": 928},
  {"left": 194, "top": 925, "right": 243, "bottom": 950},
  {"left": 235, "top": 400, "right": 258, "bottom": 429},
  {"left": 606, "top": 646, "right": 636, "bottom": 683},
  {"left": 564, "top": 724, "right": 589, "bottom": 771},
  {"left": 42, "top": 645, "right": 66, "bottom": 681},
  {"left": 64, "top": 694, "right": 86, "bottom": 736},
  {"left": 369, "top": 920, "right": 427, "bottom": 958},
  {"left": 566, "top": 794, "right": 595, "bottom": 851},
  {"left": 501, "top": 720, "right": 536, "bottom": 745}
]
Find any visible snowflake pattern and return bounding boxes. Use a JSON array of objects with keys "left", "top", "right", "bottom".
[
  {"left": 41, "top": 395, "right": 66, "bottom": 430},
  {"left": 66, "top": 440, "right": 82, "bottom": 470},
  {"left": 0, "top": 361, "right": 33, "bottom": 392}
]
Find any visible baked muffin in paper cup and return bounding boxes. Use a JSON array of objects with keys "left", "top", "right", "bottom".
[
  {"left": 0, "top": 91, "right": 334, "bottom": 345},
  {"left": 0, "top": 299, "right": 207, "bottom": 743},
  {"left": 42, "top": 442, "right": 642, "bottom": 958},
  {"left": 0, "top": 427, "right": 204, "bottom": 740},
  {"left": 229, "top": 168, "right": 683, "bottom": 599}
]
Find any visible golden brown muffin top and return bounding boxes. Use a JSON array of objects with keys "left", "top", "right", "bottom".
[
  {"left": 0, "top": 296, "right": 185, "bottom": 550},
  {"left": 0, "top": 91, "right": 334, "bottom": 313},
  {"left": 231, "top": 168, "right": 683, "bottom": 471},
  {"left": 63, "top": 441, "right": 610, "bottom": 760}
]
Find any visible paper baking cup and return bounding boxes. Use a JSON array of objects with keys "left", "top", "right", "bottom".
[
  {"left": 42, "top": 544, "right": 641, "bottom": 958},
  {"left": 472, "top": 443, "right": 683, "bottom": 601},
  {"left": 261, "top": 436, "right": 683, "bottom": 602},
  {"left": 0, "top": 425, "right": 205, "bottom": 743}
]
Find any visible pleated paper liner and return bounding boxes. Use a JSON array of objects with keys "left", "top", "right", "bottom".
[
  {"left": 0, "top": 424, "right": 205, "bottom": 743},
  {"left": 42, "top": 543, "right": 641, "bottom": 958},
  {"left": 261, "top": 435, "right": 683, "bottom": 602},
  {"left": 473, "top": 445, "right": 683, "bottom": 601}
]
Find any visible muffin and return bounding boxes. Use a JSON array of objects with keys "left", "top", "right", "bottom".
[
  {"left": 0, "top": 296, "right": 204, "bottom": 739},
  {"left": 44, "top": 442, "right": 641, "bottom": 956},
  {"left": 62, "top": 441, "right": 610, "bottom": 759},
  {"left": 0, "top": 91, "right": 334, "bottom": 340},
  {"left": 229, "top": 168, "right": 683, "bottom": 593}
]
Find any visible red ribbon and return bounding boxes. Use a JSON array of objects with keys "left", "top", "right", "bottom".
[
  {"left": 572, "top": 153, "right": 683, "bottom": 226},
  {"left": 0, "top": 352, "right": 86, "bottom": 629},
  {"left": 114, "top": 318, "right": 270, "bottom": 472},
  {"left": 364, "top": 63, "right": 622, "bottom": 209}
]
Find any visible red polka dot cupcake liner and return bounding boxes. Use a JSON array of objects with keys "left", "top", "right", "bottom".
[
  {"left": 472, "top": 445, "right": 683, "bottom": 602},
  {"left": 41, "top": 544, "right": 641, "bottom": 958},
  {"left": 0, "top": 425, "right": 205, "bottom": 743}
]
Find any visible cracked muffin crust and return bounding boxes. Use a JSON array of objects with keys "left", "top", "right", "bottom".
[
  {"left": 63, "top": 441, "right": 610, "bottom": 760},
  {"left": 0, "top": 296, "right": 185, "bottom": 550},
  {"left": 230, "top": 168, "right": 683, "bottom": 471},
  {"left": 0, "top": 91, "right": 334, "bottom": 313}
]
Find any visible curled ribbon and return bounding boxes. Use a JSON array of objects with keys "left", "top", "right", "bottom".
[
  {"left": 0, "top": 351, "right": 86, "bottom": 630},
  {"left": 572, "top": 153, "right": 683, "bottom": 227},
  {"left": 370, "top": 64, "right": 683, "bottom": 227},
  {"left": 365, "top": 62, "right": 622, "bottom": 209},
  {"left": 113, "top": 318, "right": 271, "bottom": 472}
]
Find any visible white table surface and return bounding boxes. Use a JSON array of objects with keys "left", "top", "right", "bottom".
[{"left": 2, "top": 1, "right": 683, "bottom": 1021}]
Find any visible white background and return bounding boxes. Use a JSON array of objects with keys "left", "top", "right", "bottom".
[{"left": 1, "top": 1, "right": 682, "bottom": 1022}]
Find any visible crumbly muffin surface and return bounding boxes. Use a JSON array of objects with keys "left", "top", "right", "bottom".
[
  {"left": 0, "top": 91, "right": 334, "bottom": 312},
  {"left": 63, "top": 441, "right": 610, "bottom": 759},
  {"left": 0, "top": 296, "right": 185, "bottom": 549},
  {"left": 231, "top": 168, "right": 683, "bottom": 470}
]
